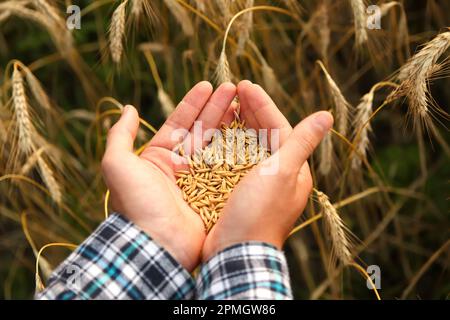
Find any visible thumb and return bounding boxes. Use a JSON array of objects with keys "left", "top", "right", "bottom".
[
  {"left": 105, "top": 105, "right": 140, "bottom": 155},
  {"left": 278, "top": 111, "right": 333, "bottom": 171}
]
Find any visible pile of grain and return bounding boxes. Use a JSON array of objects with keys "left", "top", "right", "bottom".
[{"left": 176, "top": 118, "right": 270, "bottom": 232}]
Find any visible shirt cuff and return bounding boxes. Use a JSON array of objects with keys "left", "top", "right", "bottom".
[
  {"left": 195, "top": 242, "right": 292, "bottom": 300},
  {"left": 37, "top": 213, "right": 195, "bottom": 300}
]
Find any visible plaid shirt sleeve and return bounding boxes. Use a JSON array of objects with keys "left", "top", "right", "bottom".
[
  {"left": 195, "top": 242, "right": 293, "bottom": 300},
  {"left": 36, "top": 213, "right": 195, "bottom": 300}
]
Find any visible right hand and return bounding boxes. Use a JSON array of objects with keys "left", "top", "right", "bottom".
[{"left": 202, "top": 80, "right": 334, "bottom": 261}]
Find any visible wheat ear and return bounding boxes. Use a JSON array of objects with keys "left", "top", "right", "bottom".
[
  {"left": 395, "top": 30, "right": 450, "bottom": 124},
  {"left": 317, "top": 61, "right": 352, "bottom": 136},
  {"left": 319, "top": 131, "right": 333, "bottom": 175},
  {"left": 351, "top": 91, "right": 374, "bottom": 169},
  {"left": 316, "top": 190, "right": 353, "bottom": 265},
  {"left": 23, "top": 66, "right": 52, "bottom": 110},
  {"left": 109, "top": 0, "right": 128, "bottom": 64},
  {"left": 350, "top": 0, "right": 368, "bottom": 47},
  {"left": 214, "top": 51, "right": 232, "bottom": 84},
  {"left": 12, "top": 64, "right": 35, "bottom": 155},
  {"left": 163, "top": 0, "right": 194, "bottom": 36},
  {"left": 37, "top": 156, "right": 62, "bottom": 205}
]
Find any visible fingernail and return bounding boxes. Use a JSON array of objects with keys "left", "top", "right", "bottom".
[
  {"left": 313, "top": 112, "right": 334, "bottom": 132},
  {"left": 122, "top": 105, "right": 131, "bottom": 117}
]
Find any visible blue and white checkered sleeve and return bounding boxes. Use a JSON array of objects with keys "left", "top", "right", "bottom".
[
  {"left": 195, "top": 242, "right": 292, "bottom": 300},
  {"left": 36, "top": 213, "right": 195, "bottom": 300}
]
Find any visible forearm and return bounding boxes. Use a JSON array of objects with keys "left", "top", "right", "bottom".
[
  {"left": 195, "top": 242, "right": 292, "bottom": 300},
  {"left": 36, "top": 213, "right": 195, "bottom": 300}
]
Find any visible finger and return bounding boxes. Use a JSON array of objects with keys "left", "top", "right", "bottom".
[
  {"left": 188, "top": 82, "right": 236, "bottom": 148},
  {"left": 105, "top": 105, "right": 140, "bottom": 155},
  {"left": 237, "top": 80, "right": 291, "bottom": 143},
  {"left": 278, "top": 111, "right": 333, "bottom": 172},
  {"left": 236, "top": 80, "right": 260, "bottom": 130},
  {"left": 150, "top": 81, "right": 213, "bottom": 150}
]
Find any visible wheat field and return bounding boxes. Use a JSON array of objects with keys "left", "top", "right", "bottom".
[{"left": 0, "top": 0, "right": 449, "bottom": 299}]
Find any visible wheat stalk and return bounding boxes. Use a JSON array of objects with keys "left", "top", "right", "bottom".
[
  {"left": 109, "top": 0, "right": 128, "bottom": 64},
  {"left": 316, "top": 190, "right": 353, "bottom": 265},
  {"left": 350, "top": 0, "right": 368, "bottom": 47},
  {"left": 163, "top": 0, "right": 194, "bottom": 36},
  {"left": 317, "top": 61, "right": 352, "bottom": 136},
  {"left": 12, "top": 64, "right": 35, "bottom": 155}
]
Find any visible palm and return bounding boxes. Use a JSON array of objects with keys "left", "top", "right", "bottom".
[{"left": 103, "top": 81, "right": 237, "bottom": 270}]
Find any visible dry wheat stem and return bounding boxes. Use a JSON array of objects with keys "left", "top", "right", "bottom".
[
  {"left": 109, "top": 0, "right": 128, "bottom": 64},
  {"left": 316, "top": 190, "right": 353, "bottom": 265},
  {"left": 176, "top": 119, "right": 269, "bottom": 232},
  {"left": 350, "top": 0, "right": 368, "bottom": 47}
]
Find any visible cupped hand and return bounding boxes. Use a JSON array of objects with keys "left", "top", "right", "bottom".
[
  {"left": 202, "top": 80, "right": 334, "bottom": 261},
  {"left": 101, "top": 81, "right": 237, "bottom": 271}
]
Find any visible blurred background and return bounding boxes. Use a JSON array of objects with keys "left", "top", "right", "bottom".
[{"left": 0, "top": 0, "right": 449, "bottom": 299}]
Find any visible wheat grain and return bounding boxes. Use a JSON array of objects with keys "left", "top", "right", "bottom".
[
  {"left": 317, "top": 61, "right": 352, "bottom": 136},
  {"left": 177, "top": 119, "right": 269, "bottom": 232},
  {"left": 316, "top": 190, "right": 353, "bottom": 265},
  {"left": 163, "top": 0, "right": 194, "bottom": 36},
  {"left": 350, "top": 0, "right": 368, "bottom": 47},
  {"left": 37, "top": 156, "right": 62, "bottom": 204},
  {"left": 12, "top": 64, "right": 35, "bottom": 155},
  {"left": 109, "top": 0, "right": 128, "bottom": 64}
]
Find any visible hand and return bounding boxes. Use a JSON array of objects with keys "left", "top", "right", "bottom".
[
  {"left": 101, "top": 81, "right": 237, "bottom": 271},
  {"left": 202, "top": 80, "right": 334, "bottom": 261}
]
